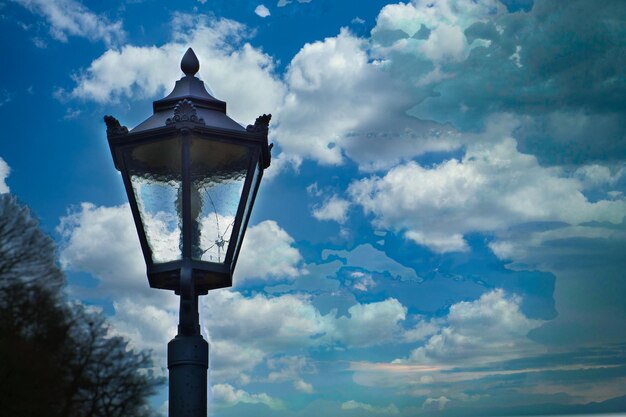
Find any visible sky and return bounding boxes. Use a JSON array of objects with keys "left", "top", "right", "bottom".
[{"left": 1, "top": 0, "right": 626, "bottom": 416}]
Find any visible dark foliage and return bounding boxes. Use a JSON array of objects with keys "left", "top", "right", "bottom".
[{"left": 0, "top": 194, "right": 163, "bottom": 417}]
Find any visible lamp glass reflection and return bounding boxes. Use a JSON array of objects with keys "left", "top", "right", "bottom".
[
  {"left": 125, "top": 138, "right": 183, "bottom": 263},
  {"left": 190, "top": 138, "right": 251, "bottom": 263}
]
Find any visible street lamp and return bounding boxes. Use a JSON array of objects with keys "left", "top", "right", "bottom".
[{"left": 104, "top": 48, "right": 272, "bottom": 417}]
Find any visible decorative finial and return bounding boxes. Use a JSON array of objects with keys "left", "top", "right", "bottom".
[{"left": 181, "top": 48, "right": 200, "bottom": 77}]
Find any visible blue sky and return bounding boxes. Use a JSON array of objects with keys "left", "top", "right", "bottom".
[{"left": 1, "top": 0, "right": 626, "bottom": 416}]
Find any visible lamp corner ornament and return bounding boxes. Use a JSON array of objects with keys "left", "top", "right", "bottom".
[
  {"left": 104, "top": 115, "right": 128, "bottom": 137},
  {"left": 246, "top": 113, "right": 272, "bottom": 134},
  {"left": 166, "top": 99, "right": 205, "bottom": 126}
]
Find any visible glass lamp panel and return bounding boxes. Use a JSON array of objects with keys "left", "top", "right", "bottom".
[
  {"left": 232, "top": 159, "right": 260, "bottom": 267},
  {"left": 124, "top": 138, "right": 183, "bottom": 263},
  {"left": 189, "top": 137, "right": 252, "bottom": 263}
]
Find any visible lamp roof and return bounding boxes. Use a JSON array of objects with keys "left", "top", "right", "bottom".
[{"left": 130, "top": 48, "right": 245, "bottom": 134}]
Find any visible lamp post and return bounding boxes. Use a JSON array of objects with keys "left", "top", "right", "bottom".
[{"left": 104, "top": 48, "right": 272, "bottom": 417}]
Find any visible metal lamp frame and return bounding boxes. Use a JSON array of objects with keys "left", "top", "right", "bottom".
[{"left": 104, "top": 49, "right": 271, "bottom": 295}]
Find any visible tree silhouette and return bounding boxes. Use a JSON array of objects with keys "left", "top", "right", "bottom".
[{"left": 0, "top": 194, "right": 163, "bottom": 417}]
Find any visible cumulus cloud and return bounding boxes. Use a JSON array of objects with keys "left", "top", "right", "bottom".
[
  {"left": 574, "top": 164, "right": 625, "bottom": 189},
  {"left": 235, "top": 220, "right": 305, "bottom": 283},
  {"left": 200, "top": 290, "right": 410, "bottom": 382},
  {"left": 212, "top": 383, "right": 285, "bottom": 410},
  {"left": 293, "top": 379, "right": 314, "bottom": 393},
  {"left": 0, "top": 157, "right": 10, "bottom": 193},
  {"left": 62, "top": 14, "right": 285, "bottom": 125},
  {"left": 370, "top": 0, "right": 504, "bottom": 87},
  {"left": 254, "top": 4, "right": 270, "bottom": 18},
  {"left": 57, "top": 203, "right": 152, "bottom": 298},
  {"left": 62, "top": 13, "right": 458, "bottom": 173},
  {"left": 400, "top": 289, "right": 544, "bottom": 366},
  {"left": 312, "top": 195, "right": 350, "bottom": 223},
  {"left": 57, "top": 203, "right": 180, "bottom": 369},
  {"left": 274, "top": 27, "right": 456, "bottom": 170},
  {"left": 349, "top": 118, "right": 626, "bottom": 253},
  {"left": 108, "top": 298, "right": 177, "bottom": 370},
  {"left": 58, "top": 204, "right": 304, "bottom": 292},
  {"left": 205, "top": 290, "right": 407, "bottom": 352},
  {"left": 341, "top": 400, "right": 399, "bottom": 414},
  {"left": 57, "top": 204, "right": 306, "bottom": 377},
  {"left": 350, "top": 271, "right": 376, "bottom": 292},
  {"left": 350, "top": 290, "right": 546, "bottom": 399},
  {"left": 12, "top": 0, "right": 125, "bottom": 46},
  {"left": 266, "top": 356, "right": 315, "bottom": 393},
  {"left": 66, "top": 16, "right": 456, "bottom": 171},
  {"left": 422, "top": 396, "right": 450, "bottom": 410},
  {"left": 330, "top": 298, "right": 406, "bottom": 348},
  {"left": 372, "top": 0, "right": 626, "bottom": 164}
]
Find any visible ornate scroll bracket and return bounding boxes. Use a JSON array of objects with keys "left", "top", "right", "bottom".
[
  {"left": 166, "top": 99, "right": 205, "bottom": 126},
  {"left": 104, "top": 115, "right": 128, "bottom": 137},
  {"left": 246, "top": 114, "right": 271, "bottom": 134}
]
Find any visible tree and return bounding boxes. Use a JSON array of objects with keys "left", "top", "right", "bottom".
[
  {"left": 0, "top": 194, "right": 163, "bottom": 417},
  {"left": 0, "top": 193, "right": 64, "bottom": 292}
]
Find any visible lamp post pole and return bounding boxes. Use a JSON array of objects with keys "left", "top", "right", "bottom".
[{"left": 168, "top": 264, "right": 207, "bottom": 417}]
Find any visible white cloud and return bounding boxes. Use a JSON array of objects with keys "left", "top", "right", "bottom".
[
  {"left": 201, "top": 291, "right": 409, "bottom": 381},
  {"left": 201, "top": 290, "right": 328, "bottom": 382},
  {"left": 267, "top": 356, "right": 315, "bottom": 393},
  {"left": 57, "top": 203, "right": 152, "bottom": 298},
  {"left": 293, "top": 379, "right": 314, "bottom": 393},
  {"left": 203, "top": 291, "right": 323, "bottom": 353},
  {"left": 350, "top": 290, "right": 546, "bottom": 396},
  {"left": 13, "top": 0, "right": 125, "bottom": 46},
  {"left": 57, "top": 203, "right": 311, "bottom": 380},
  {"left": 212, "top": 383, "right": 285, "bottom": 410},
  {"left": 349, "top": 118, "right": 626, "bottom": 253},
  {"left": 275, "top": 28, "right": 456, "bottom": 169},
  {"left": 57, "top": 202, "right": 181, "bottom": 369},
  {"left": 209, "top": 339, "right": 266, "bottom": 384},
  {"left": 312, "top": 195, "right": 350, "bottom": 223},
  {"left": 254, "top": 4, "right": 270, "bottom": 18},
  {"left": 108, "top": 297, "right": 177, "bottom": 371},
  {"left": 59, "top": 204, "right": 304, "bottom": 287},
  {"left": 403, "top": 317, "right": 441, "bottom": 343},
  {"left": 63, "top": 14, "right": 285, "bottom": 125},
  {"left": 371, "top": 0, "right": 504, "bottom": 61},
  {"left": 422, "top": 396, "right": 450, "bottom": 410},
  {"left": 351, "top": 271, "right": 376, "bottom": 292},
  {"left": 62, "top": 14, "right": 457, "bottom": 173},
  {"left": 341, "top": 400, "right": 399, "bottom": 414},
  {"left": 400, "top": 289, "right": 544, "bottom": 366},
  {"left": 235, "top": 220, "right": 305, "bottom": 283},
  {"left": 574, "top": 164, "right": 625, "bottom": 189},
  {"left": 0, "top": 157, "right": 10, "bottom": 193},
  {"left": 330, "top": 298, "right": 406, "bottom": 348},
  {"left": 418, "top": 23, "right": 467, "bottom": 63}
]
